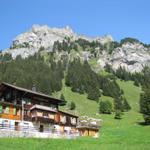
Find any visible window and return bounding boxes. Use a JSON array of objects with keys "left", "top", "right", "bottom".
[
  {"left": 43, "top": 112, "right": 48, "bottom": 117},
  {"left": 22, "top": 98, "right": 31, "bottom": 105}
]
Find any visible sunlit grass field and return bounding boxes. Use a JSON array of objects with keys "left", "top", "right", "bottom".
[{"left": 0, "top": 80, "right": 150, "bottom": 150}]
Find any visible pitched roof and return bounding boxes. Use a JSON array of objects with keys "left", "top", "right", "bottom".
[
  {"left": 30, "top": 104, "right": 57, "bottom": 112},
  {"left": 76, "top": 126, "right": 100, "bottom": 130},
  {"left": 59, "top": 110, "right": 79, "bottom": 118},
  {"left": 0, "top": 82, "right": 62, "bottom": 104}
]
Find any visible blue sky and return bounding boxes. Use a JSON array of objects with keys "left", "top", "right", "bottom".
[{"left": 0, "top": 0, "right": 150, "bottom": 49}]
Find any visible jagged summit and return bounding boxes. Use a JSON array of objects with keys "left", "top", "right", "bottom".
[
  {"left": 2, "top": 25, "right": 113, "bottom": 58},
  {"left": 98, "top": 42, "right": 150, "bottom": 72},
  {"left": 12, "top": 25, "right": 77, "bottom": 49},
  {"left": 1, "top": 24, "right": 150, "bottom": 72},
  {"left": 2, "top": 25, "right": 78, "bottom": 58}
]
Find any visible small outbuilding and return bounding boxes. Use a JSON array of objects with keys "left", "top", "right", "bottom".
[
  {"left": 77, "top": 126, "right": 99, "bottom": 138},
  {"left": 77, "top": 116, "right": 102, "bottom": 138}
]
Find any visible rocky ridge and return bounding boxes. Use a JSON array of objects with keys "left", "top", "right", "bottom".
[
  {"left": 98, "top": 42, "right": 150, "bottom": 72},
  {"left": 1, "top": 25, "right": 150, "bottom": 73}
]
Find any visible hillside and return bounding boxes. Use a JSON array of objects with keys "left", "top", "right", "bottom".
[
  {"left": 0, "top": 80, "right": 150, "bottom": 150},
  {"left": 53, "top": 79, "right": 142, "bottom": 122},
  {"left": 0, "top": 25, "right": 150, "bottom": 149}
]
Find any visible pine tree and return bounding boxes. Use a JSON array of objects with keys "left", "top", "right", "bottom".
[
  {"left": 122, "top": 97, "right": 131, "bottom": 111},
  {"left": 99, "top": 100, "right": 112, "bottom": 114},
  {"left": 140, "top": 90, "right": 150, "bottom": 124},
  {"left": 87, "top": 86, "right": 100, "bottom": 101},
  {"left": 69, "top": 101, "right": 76, "bottom": 110},
  {"left": 114, "top": 97, "right": 123, "bottom": 119},
  {"left": 59, "top": 94, "right": 67, "bottom": 106}
]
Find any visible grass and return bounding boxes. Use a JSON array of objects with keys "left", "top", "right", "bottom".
[
  {"left": 0, "top": 127, "right": 150, "bottom": 150},
  {"left": 0, "top": 80, "right": 150, "bottom": 150}
]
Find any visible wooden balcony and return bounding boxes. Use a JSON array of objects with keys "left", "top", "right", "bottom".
[
  {"left": 0, "top": 103, "right": 21, "bottom": 120},
  {"left": 31, "top": 116, "right": 55, "bottom": 124},
  {"left": 0, "top": 113, "right": 21, "bottom": 120}
]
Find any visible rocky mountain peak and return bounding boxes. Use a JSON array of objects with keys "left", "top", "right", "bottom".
[
  {"left": 96, "top": 35, "right": 114, "bottom": 45},
  {"left": 12, "top": 25, "right": 76, "bottom": 49},
  {"left": 1, "top": 25, "right": 150, "bottom": 73},
  {"left": 2, "top": 25, "right": 78, "bottom": 58},
  {"left": 98, "top": 42, "right": 150, "bottom": 73}
]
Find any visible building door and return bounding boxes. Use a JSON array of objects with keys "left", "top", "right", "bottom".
[
  {"left": 15, "top": 122, "right": 19, "bottom": 131},
  {"left": 39, "top": 124, "right": 44, "bottom": 132}
]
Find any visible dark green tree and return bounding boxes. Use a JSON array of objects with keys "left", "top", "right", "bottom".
[
  {"left": 114, "top": 110, "right": 122, "bottom": 119},
  {"left": 99, "top": 100, "right": 112, "bottom": 114},
  {"left": 140, "top": 90, "right": 150, "bottom": 124},
  {"left": 114, "top": 97, "right": 123, "bottom": 119},
  {"left": 69, "top": 101, "right": 76, "bottom": 110},
  {"left": 122, "top": 97, "right": 131, "bottom": 111},
  {"left": 59, "top": 94, "right": 67, "bottom": 106},
  {"left": 87, "top": 86, "right": 100, "bottom": 101}
]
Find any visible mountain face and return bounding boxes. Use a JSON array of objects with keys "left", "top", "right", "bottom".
[
  {"left": 1, "top": 25, "right": 150, "bottom": 73},
  {"left": 98, "top": 43, "right": 150, "bottom": 72},
  {"left": 3, "top": 25, "right": 77, "bottom": 58}
]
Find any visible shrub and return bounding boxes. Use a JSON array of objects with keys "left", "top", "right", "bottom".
[
  {"left": 99, "top": 100, "right": 112, "bottom": 114},
  {"left": 68, "top": 101, "right": 76, "bottom": 110}
]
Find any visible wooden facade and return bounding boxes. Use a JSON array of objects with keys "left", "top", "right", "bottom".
[
  {"left": 57, "top": 111, "right": 78, "bottom": 127},
  {"left": 0, "top": 82, "right": 80, "bottom": 134},
  {"left": 29, "top": 104, "right": 57, "bottom": 124},
  {"left": 77, "top": 127, "right": 99, "bottom": 137},
  {"left": 54, "top": 111, "right": 79, "bottom": 134},
  {"left": 0, "top": 82, "right": 62, "bottom": 123},
  {"left": 0, "top": 101, "right": 21, "bottom": 120}
]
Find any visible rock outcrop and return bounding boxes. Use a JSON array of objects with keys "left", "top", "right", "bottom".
[
  {"left": 97, "top": 42, "right": 150, "bottom": 72},
  {"left": 1, "top": 24, "right": 150, "bottom": 73},
  {"left": 3, "top": 25, "right": 77, "bottom": 58}
]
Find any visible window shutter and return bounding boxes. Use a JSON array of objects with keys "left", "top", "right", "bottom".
[
  {"left": 13, "top": 107, "right": 16, "bottom": 115},
  {"left": 0, "top": 105, "right": 2, "bottom": 113}
]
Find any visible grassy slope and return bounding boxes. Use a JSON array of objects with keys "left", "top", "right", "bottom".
[{"left": 0, "top": 80, "right": 150, "bottom": 150}]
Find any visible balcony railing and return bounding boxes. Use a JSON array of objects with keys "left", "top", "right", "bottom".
[
  {"left": 31, "top": 116, "right": 55, "bottom": 123},
  {"left": 30, "top": 104, "right": 57, "bottom": 112},
  {"left": 0, "top": 123, "right": 80, "bottom": 138}
]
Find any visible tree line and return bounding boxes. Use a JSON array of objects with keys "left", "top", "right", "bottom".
[{"left": 0, "top": 51, "right": 132, "bottom": 120}]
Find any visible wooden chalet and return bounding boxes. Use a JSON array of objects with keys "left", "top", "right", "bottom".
[
  {"left": 0, "top": 82, "right": 100, "bottom": 137},
  {"left": 0, "top": 82, "right": 64, "bottom": 132}
]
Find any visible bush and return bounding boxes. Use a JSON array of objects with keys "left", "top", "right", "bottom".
[
  {"left": 120, "top": 37, "right": 140, "bottom": 45},
  {"left": 99, "top": 100, "right": 112, "bottom": 114},
  {"left": 68, "top": 101, "right": 76, "bottom": 110},
  {"left": 114, "top": 110, "right": 122, "bottom": 119}
]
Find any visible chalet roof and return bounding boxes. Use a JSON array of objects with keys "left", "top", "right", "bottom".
[
  {"left": 59, "top": 110, "right": 79, "bottom": 118},
  {"left": 30, "top": 104, "right": 57, "bottom": 113},
  {"left": 76, "top": 126, "right": 99, "bottom": 130},
  {"left": 0, "top": 82, "right": 63, "bottom": 104}
]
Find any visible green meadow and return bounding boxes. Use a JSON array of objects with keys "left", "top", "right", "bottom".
[{"left": 0, "top": 80, "right": 150, "bottom": 150}]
